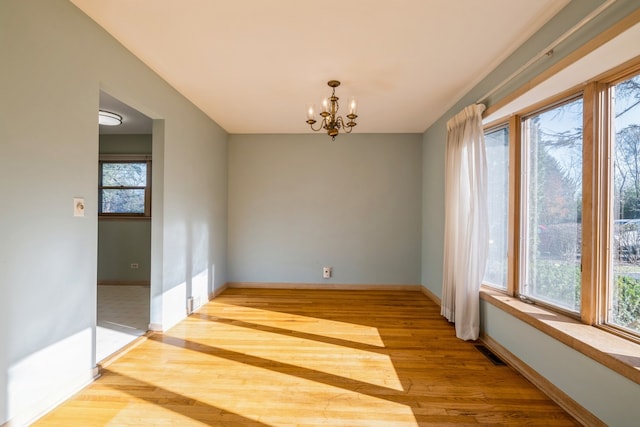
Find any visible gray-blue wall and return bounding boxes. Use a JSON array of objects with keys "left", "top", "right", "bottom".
[
  {"left": 228, "top": 133, "right": 422, "bottom": 285},
  {"left": 0, "top": 0, "right": 227, "bottom": 424},
  {"left": 98, "top": 220, "right": 151, "bottom": 283}
]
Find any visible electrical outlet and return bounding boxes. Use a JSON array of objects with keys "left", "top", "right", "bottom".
[
  {"left": 323, "top": 266, "right": 332, "bottom": 279},
  {"left": 130, "top": 263, "right": 139, "bottom": 269}
]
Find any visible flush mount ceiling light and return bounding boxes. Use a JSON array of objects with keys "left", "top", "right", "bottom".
[
  {"left": 306, "top": 80, "right": 357, "bottom": 141},
  {"left": 98, "top": 110, "right": 122, "bottom": 126}
]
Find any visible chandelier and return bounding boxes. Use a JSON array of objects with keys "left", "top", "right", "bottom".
[{"left": 306, "top": 80, "right": 357, "bottom": 140}]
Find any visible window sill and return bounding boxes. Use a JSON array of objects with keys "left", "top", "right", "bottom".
[
  {"left": 480, "top": 286, "right": 640, "bottom": 385},
  {"left": 98, "top": 216, "right": 151, "bottom": 221}
]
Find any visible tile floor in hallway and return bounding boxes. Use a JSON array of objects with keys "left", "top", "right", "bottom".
[{"left": 97, "top": 285, "right": 150, "bottom": 362}]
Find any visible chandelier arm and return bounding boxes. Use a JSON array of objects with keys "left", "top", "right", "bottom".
[
  {"left": 308, "top": 118, "right": 326, "bottom": 132},
  {"left": 341, "top": 117, "right": 353, "bottom": 133}
]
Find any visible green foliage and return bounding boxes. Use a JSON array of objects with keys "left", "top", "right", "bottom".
[
  {"left": 612, "top": 275, "right": 640, "bottom": 332},
  {"left": 534, "top": 150, "right": 580, "bottom": 225},
  {"left": 530, "top": 263, "right": 640, "bottom": 332},
  {"left": 531, "top": 260, "right": 581, "bottom": 312}
]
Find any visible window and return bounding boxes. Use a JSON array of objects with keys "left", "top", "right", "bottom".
[
  {"left": 480, "top": 55, "right": 640, "bottom": 379},
  {"left": 99, "top": 159, "right": 151, "bottom": 216},
  {"left": 486, "top": 61, "right": 640, "bottom": 343},
  {"left": 484, "top": 125, "right": 509, "bottom": 289},
  {"left": 521, "top": 97, "right": 583, "bottom": 314},
  {"left": 609, "top": 73, "right": 640, "bottom": 335}
]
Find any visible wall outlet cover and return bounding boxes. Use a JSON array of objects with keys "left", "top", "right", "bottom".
[{"left": 73, "top": 198, "right": 85, "bottom": 217}]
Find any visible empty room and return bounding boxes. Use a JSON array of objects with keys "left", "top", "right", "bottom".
[{"left": 1, "top": 0, "right": 640, "bottom": 425}]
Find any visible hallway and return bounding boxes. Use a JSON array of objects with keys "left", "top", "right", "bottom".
[{"left": 97, "top": 285, "right": 149, "bottom": 362}]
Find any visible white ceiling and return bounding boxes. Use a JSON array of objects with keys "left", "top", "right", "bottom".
[{"left": 73, "top": 0, "right": 570, "bottom": 134}]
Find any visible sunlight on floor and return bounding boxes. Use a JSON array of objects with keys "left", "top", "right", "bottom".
[
  {"left": 101, "top": 299, "right": 417, "bottom": 425},
  {"left": 184, "top": 321, "right": 404, "bottom": 391},
  {"left": 211, "top": 302, "right": 386, "bottom": 347},
  {"left": 109, "top": 354, "right": 417, "bottom": 427}
]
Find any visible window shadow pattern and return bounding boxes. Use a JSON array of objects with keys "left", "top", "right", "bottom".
[{"left": 35, "top": 289, "right": 579, "bottom": 426}]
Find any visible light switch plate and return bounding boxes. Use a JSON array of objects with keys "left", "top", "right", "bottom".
[{"left": 74, "top": 198, "right": 85, "bottom": 217}]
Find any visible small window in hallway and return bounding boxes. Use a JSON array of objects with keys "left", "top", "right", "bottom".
[{"left": 99, "top": 160, "right": 151, "bottom": 216}]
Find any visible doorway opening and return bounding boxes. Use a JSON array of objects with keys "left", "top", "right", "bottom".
[{"left": 96, "top": 91, "right": 153, "bottom": 362}]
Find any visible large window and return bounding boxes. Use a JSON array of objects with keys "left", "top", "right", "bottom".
[
  {"left": 99, "top": 160, "right": 151, "bottom": 216},
  {"left": 484, "top": 62, "right": 640, "bottom": 343},
  {"left": 521, "top": 97, "right": 583, "bottom": 313},
  {"left": 484, "top": 126, "right": 509, "bottom": 289},
  {"left": 610, "top": 73, "right": 640, "bottom": 335}
]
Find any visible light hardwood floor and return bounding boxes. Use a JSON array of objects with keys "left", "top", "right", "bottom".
[{"left": 35, "top": 289, "right": 579, "bottom": 426}]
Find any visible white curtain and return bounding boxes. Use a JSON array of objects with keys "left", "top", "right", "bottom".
[{"left": 441, "top": 104, "right": 488, "bottom": 341}]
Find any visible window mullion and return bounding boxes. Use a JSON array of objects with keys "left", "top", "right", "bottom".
[
  {"left": 100, "top": 186, "right": 145, "bottom": 190},
  {"left": 581, "top": 82, "right": 608, "bottom": 325},
  {"left": 508, "top": 115, "right": 521, "bottom": 297}
]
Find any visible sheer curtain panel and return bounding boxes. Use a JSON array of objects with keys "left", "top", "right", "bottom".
[{"left": 441, "top": 104, "right": 488, "bottom": 341}]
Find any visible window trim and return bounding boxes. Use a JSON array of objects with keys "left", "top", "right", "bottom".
[{"left": 98, "top": 154, "right": 152, "bottom": 218}]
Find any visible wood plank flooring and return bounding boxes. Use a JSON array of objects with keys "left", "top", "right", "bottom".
[{"left": 35, "top": 289, "right": 579, "bottom": 426}]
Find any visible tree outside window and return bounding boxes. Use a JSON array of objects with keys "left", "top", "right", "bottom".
[
  {"left": 611, "top": 74, "right": 640, "bottom": 334},
  {"left": 99, "top": 161, "right": 151, "bottom": 216},
  {"left": 522, "top": 98, "right": 583, "bottom": 313}
]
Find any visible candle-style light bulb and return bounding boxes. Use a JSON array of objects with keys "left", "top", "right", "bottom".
[
  {"left": 321, "top": 98, "right": 329, "bottom": 113},
  {"left": 307, "top": 104, "right": 316, "bottom": 121},
  {"left": 348, "top": 96, "right": 357, "bottom": 115}
]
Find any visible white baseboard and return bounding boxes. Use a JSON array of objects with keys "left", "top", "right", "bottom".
[
  {"left": 148, "top": 322, "right": 163, "bottom": 332},
  {"left": 225, "top": 282, "right": 422, "bottom": 291},
  {"left": 97, "top": 280, "right": 150, "bottom": 286},
  {"left": 209, "top": 283, "right": 229, "bottom": 300},
  {"left": 420, "top": 285, "right": 441, "bottom": 305}
]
